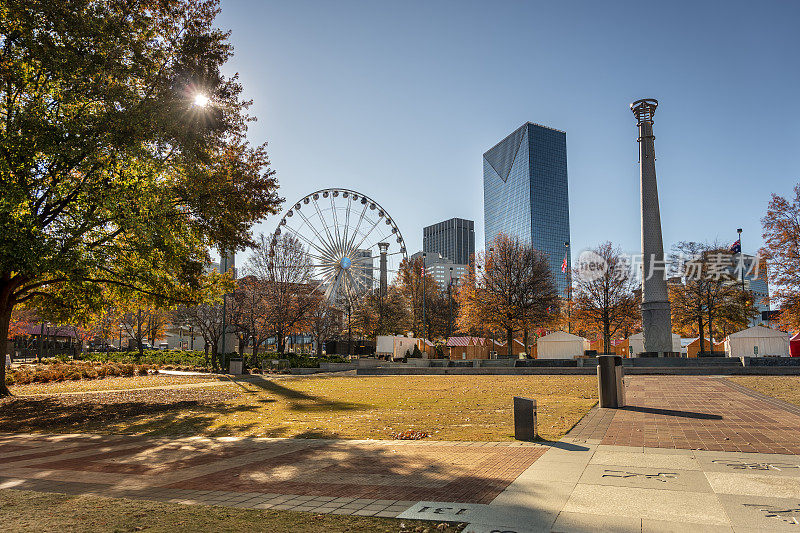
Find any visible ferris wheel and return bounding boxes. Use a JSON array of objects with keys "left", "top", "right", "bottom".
[{"left": 270, "top": 188, "right": 408, "bottom": 309}]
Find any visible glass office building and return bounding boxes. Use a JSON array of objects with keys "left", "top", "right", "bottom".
[
  {"left": 423, "top": 218, "right": 475, "bottom": 265},
  {"left": 483, "top": 122, "right": 571, "bottom": 295}
]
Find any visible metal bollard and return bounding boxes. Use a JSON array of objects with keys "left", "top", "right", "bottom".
[
  {"left": 597, "top": 355, "right": 625, "bottom": 408},
  {"left": 513, "top": 396, "right": 537, "bottom": 441}
]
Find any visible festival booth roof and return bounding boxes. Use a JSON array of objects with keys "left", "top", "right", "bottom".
[
  {"left": 536, "top": 330, "right": 589, "bottom": 359},
  {"left": 725, "top": 325, "right": 790, "bottom": 358},
  {"left": 446, "top": 336, "right": 489, "bottom": 347}
]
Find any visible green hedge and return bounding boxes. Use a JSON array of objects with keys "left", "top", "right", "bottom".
[
  {"left": 79, "top": 350, "right": 348, "bottom": 371},
  {"left": 82, "top": 350, "right": 208, "bottom": 367}
]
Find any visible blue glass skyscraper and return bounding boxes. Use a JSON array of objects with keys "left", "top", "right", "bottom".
[{"left": 483, "top": 122, "right": 571, "bottom": 295}]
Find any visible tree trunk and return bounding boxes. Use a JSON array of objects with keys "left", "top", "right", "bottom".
[
  {"left": 316, "top": 337, "right": 323, "bottom": 356},
  {"left": 707, "top": 297, "right": 714, "bottom": 354},
  {"left": 603, "top": 317, "right": 611, "bottom": 355},
  {"left": 698, "top": 314, "right": 705, "bottom": 356},
  {"left": 277, "top": 330, "right": 285, "bottom": 354},
  {"left": 506, "top": 328, "right": 513, "bottom": 357},
  {"left": 0, "top": 296, "right": 13, "bottom": 397},
  {"left": 211, "top": 344, "right": 219, "bottom": 372},
  {"left": 523, "top": 328, "right": 529, "bottom": 358},
  {"left": 251, "top": 342, "right": 260, "bottom": 369},
  {"left": 136, "top": 309, "right": 143, "bottom": 360}
]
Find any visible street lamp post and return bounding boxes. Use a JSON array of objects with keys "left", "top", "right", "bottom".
[
  {"left": 448, "top": 267, "right": 454, "bottom": 339},
  {"left": 737, "top": 228, "right": 746, "bottom": 325},
  {"left": 188, "top": 325, "right": 195, "bottom": 351},
  {"left": 119, "top": 324, "right": 123, "bottom": 352}
]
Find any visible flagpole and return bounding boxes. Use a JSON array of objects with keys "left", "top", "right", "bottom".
[
  {"left": 737, "top": 228, "right": 746, "bottom": 326},
  {"left": 565, "top": 241, "right": 571, "bottom": 334}
]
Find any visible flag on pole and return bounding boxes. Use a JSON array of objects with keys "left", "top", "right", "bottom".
[
  {"left": 561, "top": 252, "right": 568, "bottom": 273},
  {"left": 729, "top": 239, "right": 741, "bottom": 253}
]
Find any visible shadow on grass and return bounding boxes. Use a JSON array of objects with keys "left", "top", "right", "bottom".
[
  {"left": 227, "top": 377, "right": 365, "bottom": 413},
  {"left": 0, "top": 396, "right": 262, "bottom": 437}
]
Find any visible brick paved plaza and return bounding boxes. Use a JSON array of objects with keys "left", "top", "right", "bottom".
[
  {"left": 2, "top": 375, "right": 800, "bottom": 531},
  {"left": 570, "top": 376, "right": 800, "bottom": 454}
]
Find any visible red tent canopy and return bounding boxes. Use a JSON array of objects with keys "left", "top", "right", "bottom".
[{"left": 790, "top": 333, "right": 800, "bottom": 357}]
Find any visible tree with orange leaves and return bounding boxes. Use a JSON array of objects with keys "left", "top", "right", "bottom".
[
  {"left": 761, "top": 184, "right": 800, "bottom": 331},
  {"left": 456, "top": 235, "right": 560, "bottom": 357}
]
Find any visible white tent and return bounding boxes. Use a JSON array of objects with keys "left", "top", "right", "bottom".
[
  {"left": 627, "top": 332, "right": 682, "bottom": 356},
  {"left": 724, "top": 326, "right": 789, "bottom": 358},
  {"left": 537, "top": 331, "right": 590, "bottom": 359}
]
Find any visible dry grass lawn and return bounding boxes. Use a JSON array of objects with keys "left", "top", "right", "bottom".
[
  {"left": 0, "top": 489, "right": 461, "bottom": 533},
  {"left": 728, "top": 376, "right": 800, "bottom": 408},
  {"left": 2, "top": 374, "right": 598, "bottom": 441}
]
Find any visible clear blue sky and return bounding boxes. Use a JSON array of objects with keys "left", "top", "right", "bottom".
[{"left": 217, "top": 0, "right": 799, "bottom": 260}]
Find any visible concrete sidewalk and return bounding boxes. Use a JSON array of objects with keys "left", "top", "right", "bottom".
[{"left": 397, "top": 441, "right": 800, "bottom": 532}]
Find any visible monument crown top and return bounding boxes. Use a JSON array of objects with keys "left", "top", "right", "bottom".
[{"left": 631, "top": 98, "right": 658, "bottom": 124}]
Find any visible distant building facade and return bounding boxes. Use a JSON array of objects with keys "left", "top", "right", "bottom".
[
  {"left": 423, "top": 218, "right": 475, "bottom": 265},
  {"left": 411, "top": 251, "right": 468, "bottom": 290},
  {"left": 483, "top": 122, "right": 571, "bottom": 295},
  {"left": 352, "top": 248, "right": 374, "bottom": 292}
]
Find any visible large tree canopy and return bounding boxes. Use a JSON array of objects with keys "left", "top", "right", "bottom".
[{"left": 0, "top": 0, "right": 281, "bottom": 394}]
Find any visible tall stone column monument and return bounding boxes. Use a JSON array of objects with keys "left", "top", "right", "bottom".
[{"left": 631, "top": 98, "right": 674, "bottom": 355}]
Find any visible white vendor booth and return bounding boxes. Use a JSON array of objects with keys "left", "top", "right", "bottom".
[
  {"left": 537, "top": 331, "right": 590, "bottom": 359},
  {"left": 724, "top": 326, "right": 790, "bottom": 358},
  {"left": 627, "top": 332, "right": 682, "bottom": 356}
]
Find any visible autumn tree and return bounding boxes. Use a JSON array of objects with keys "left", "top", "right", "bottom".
[
  {"left": 246, "top": 234, "right": 322, "bottom": 354},
  {"left": 227, "top": 275, "right": 272, "bottom": 365},
  {"left": 456, "top": 235, "right": 560, "bottom": 356},
  {"left": 426, "top": 288, "right": 458, "bottom": 340},
  {"left": 90, "top": 307, "right": 123, "bottom": 357},
  {"left": 120, "top": 305, "right": 168, "bottom": 357},
  {"left": 173, "top": 301, "right": 225, "bottom": 370},
  {"left": 309, "top": 302, "right": 341, "bottom": 357},
  {"left": 397, "top": 257, "right": 439, "bottom": 338},
  {"left": 352, "top": 286, "right": 409, "bottom": 339},
  {"left": 0, "top": 0, "right": 281, "bottom": 395},
  {"left": 761, "top": 184, "right": 800, "bottom": 331},
  {"left": 669, "top": 242, "right": 757, "bottom": 353},
  {"left": 572, "top": 242, "right": 639, "bottom": 354}
]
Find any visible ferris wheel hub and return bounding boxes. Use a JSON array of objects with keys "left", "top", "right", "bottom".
[{"left": 340, "top": 257, "right": 351, "bottom": 270}]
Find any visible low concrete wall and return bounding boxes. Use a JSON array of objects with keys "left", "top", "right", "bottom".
[
  {"left": 745, "top": 357, "right": 800, "bottom": 367},
  {"left": 289, "top": 367, "right": 322, "bottom": 375},
  {"left": 356, "top": 366, "right": 800, "bottom": 376},
  {"left": 319, "top": 362, "right": 357, "bottom": 371}
]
